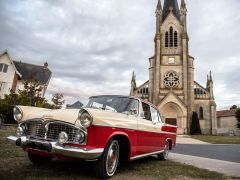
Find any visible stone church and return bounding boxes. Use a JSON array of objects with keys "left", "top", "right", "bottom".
[{"left": 130, "top": 0, "right": 217, "bottom": 134}]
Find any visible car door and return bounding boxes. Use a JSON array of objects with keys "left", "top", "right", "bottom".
[
  {"left": 137, "top": 101, "right": 161, "bottom": 155},
  {"left": 149, "top": 106, "right": 166, "bottom": 150}
]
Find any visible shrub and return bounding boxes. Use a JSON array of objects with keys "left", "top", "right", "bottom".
[{"left": 190, "top": 112, "right": 202, "bottom": 135}]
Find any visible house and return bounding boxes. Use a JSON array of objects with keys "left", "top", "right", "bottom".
[
  {"left": 0, "top": 50, "right": 52, "bottom": 98},
  {"left": 217, "top": 109, "right": 239, "bottom": 135}
]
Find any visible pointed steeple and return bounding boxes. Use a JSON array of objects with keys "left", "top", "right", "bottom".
[
  {"left": 209, "top": 71, "right": 213, "bottom": 82},
  {"left": 130, "top": 71, "right": 137, "bottom": 96},
  {"left": 180, "top": 0, "right": 186, "bottom": 9},
  {"left": 156, "top": 0, "right": 163, "bottom": 33},
  {"left": 206, "top": 71, "right": 214, "bottom": 100},
  {"left": 162, "top": 0, "right": 180, "bottom": 22},
  {"left": 131, "top": 71, "right": 136, "bottom": 83},
  {"left": 157, "top": 0, "right": 162, "bottom": 11}
]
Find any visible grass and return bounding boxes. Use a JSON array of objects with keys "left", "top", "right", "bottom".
[
  {"left": 191, "top": 135, "right": 240, "bottom": 144},
  {"left": 0, "top": 126, "right": 232, "bottom": 180}
]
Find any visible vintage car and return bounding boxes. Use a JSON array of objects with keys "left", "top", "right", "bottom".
[{"left": 7, "top": 95, "right": 176, "bottom": 178}]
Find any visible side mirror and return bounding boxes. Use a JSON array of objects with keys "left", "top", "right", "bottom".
[
  {"left": 152, "top": 121, "right": 158, "bottom": 125},
  {"left": 129, "top": 108, "right": 138, "bottom": 116}
]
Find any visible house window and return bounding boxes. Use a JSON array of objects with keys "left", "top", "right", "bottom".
[
  {"left": 3, "top": 64, "right": 8, "bottom": 73},
  {"left": 0, "top": 82, "right": 6, "bottom": 91},
  {"left": 0, "top": 64, "right": 3, "bottom": 71},
  {"left": 0, "top": 63, "right": 9, "bottom": 73},
  {"left": 199, "top": 107, "right": 204, "bottom": 119}
]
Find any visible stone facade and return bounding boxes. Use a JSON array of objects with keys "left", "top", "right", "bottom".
[{"left": 130, "top": 0, "right": 217, "bottom": 134}]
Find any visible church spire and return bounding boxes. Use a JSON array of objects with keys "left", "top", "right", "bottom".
[
  {"left": 130, "top": 71, "right": 137, "bottom": 96},
  {"left": 180, "top": 0, "right": 187, "bottom": 32},
  {"left": 206, "top": 71, "right": 214, "bottom": 100},
  {"left": 180, "top": 0, "right": 186, "bottom": 9},
  {"left": 162, "top": 0, "right": 180, "bottom": 22},
  {"left": 156, "top": 0, "right": 163, "bottom": 33},
  {"left": 157, "top": 0, "right": 162, "bottom": 11}
]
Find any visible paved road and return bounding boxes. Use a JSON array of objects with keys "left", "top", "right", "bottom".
[{"left": 172, "top": 144, "right": 240, "bottom": 163}]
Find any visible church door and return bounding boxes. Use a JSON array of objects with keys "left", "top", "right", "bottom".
[{"left": 165, "top": 118, "right": 177, "bottom": 126}]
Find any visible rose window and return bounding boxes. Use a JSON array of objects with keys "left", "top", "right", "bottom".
[{"left": 163, "top": 71, "right": 180, "bottom": 88}]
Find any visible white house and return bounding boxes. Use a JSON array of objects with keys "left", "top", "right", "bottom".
[{"left": 0, "top": 50, "right": 52, "bottom": 98}]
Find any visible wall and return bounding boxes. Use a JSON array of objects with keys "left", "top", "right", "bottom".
[{"left": 0, "top": 54, "right": 15, "bottom": 98}]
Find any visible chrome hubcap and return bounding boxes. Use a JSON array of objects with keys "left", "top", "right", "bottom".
[{"left": 106, "top": 141, "right": 119, "bottom": 176}]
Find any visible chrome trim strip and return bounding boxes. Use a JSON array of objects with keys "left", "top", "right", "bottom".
[
  {"left": 7, "top": 136, "right": 103, "bottom": 160},
  {"left": 92, "top": 124, "right": 176, "bottom": 135},
  {"left": 130, "top": 150, "right": 164, "bottom": 161}
]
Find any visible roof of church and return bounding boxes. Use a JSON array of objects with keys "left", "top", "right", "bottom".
[
  {"left": 217, "top": 109, "right": 236, "bottom": 118},
  {"left": 13, "top": 61, "right": 52, "bottom": 84},
  {"left": 162, "top": 0, "right": 180, "bottom": 21}
]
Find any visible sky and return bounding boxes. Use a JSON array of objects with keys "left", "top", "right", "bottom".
[{"left": 0, "top": 0, "right": 240, "bottom": 109}]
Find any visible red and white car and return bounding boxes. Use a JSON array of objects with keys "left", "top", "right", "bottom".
[{"left": 7, "top": 95, "right": 176, "bottom": 178}]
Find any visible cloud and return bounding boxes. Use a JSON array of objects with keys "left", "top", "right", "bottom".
[{"left": 0, "top": 0, "right": 240, "bottom": 109}]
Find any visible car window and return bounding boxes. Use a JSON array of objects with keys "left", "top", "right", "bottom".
[
  {"left": 128, "top": 99, "right": 139, "bottom": 115},
  {"left": 150, "top": 106, "right": 159, "bottom": 123},
  {"left": 142, "top": 102, "right": 151, "bottom": 121}
]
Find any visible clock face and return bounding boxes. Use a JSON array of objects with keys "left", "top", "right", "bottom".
[{"left": 168, "top": 57, "right": 175, "bottom": 64}]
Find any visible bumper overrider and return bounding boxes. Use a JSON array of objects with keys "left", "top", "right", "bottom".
[{"left": 7, "top": 136, "right": 104, "bottom": 160}]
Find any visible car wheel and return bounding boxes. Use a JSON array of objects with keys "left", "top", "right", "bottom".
[
  {"left": 28, "top": 152, "right": 52, "bottom": 165},
  {"left": 95, "top": 139, "right": 119, "bottom": 179},
  {"left": 158, "top": 141, "right": 170, "bottom": 160}
]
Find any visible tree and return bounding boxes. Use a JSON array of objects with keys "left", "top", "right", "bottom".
[
  {"left": 52, "top": 93, "right": 65, "bottom": 109},
  {"left": 235, "top": 108, "right": 240, "bottom": 129},
  {"left": 18, "top": 81, "right": 44, "bottom": 106},
  {"left": 190, "top": 112, "right": 202, "bottom": 135},
  {"left": 230, "top": 105, "right": 238, "bottom": 110},
  {"left": 0, "top": 81, "right": 53, "bottom": 123}
]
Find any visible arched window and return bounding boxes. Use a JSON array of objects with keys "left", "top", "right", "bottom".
[
  {"left": 165, "top": 27, "right": 178, "bottom": 48},
  {"left": 169, "top": 27, "right": 173, "bottom": 47},
  {"left": 174, "top": 31, "right": 178, "bottom": 47},
  {"left": 199, "top": 107, "right": 204, "bottom": 119},
  {"left": 165, "top": 32, "right": 169, "bottom": 47}
]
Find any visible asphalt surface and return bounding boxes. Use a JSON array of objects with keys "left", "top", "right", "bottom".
[{"left": 172, "top": 144, "right": 240, "bottom": 163}]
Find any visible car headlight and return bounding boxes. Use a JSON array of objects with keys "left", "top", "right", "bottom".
[
  {"left": 78, "top": 110, "right": 93, "bottom": 128},
  {"left": 16, "top": 127, "right": 24, "bottom": 137},
  {"left": 74, "top": 131, "right": 86, "bottom": 144},
  {"left": 13, "top": 106, "right": 23, "bottom": 122},
  {"left": 58, "top": 132, "right": 68, "bottom": 145}
]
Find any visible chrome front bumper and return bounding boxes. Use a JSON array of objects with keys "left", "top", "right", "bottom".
[{"left": 7, "top": 136, "right": 103, "bottom": 160}]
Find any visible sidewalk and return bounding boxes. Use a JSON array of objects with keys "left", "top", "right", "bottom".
[
  {"left": 176, "top": 135, "right": 210, "bottom": 144},
  {"left": 171, "top": 135, "right": 240, "bottom": 177},
  {"left": 169, "top": 153, "right": 240, "bottom": 177}
]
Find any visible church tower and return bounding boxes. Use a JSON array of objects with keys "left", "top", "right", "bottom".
[{"left": 130, "top": 0, "right": 217, "bottom": 134}]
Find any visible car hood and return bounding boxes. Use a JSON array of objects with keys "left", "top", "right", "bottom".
[
  {"left": 85, "top": 108, "right": 137, "bottom": 128},
  {"left": 17, "top": 106, "right": 80, "bottom": 126},
  {"left": 16, "top": 106, "right": 136, "bottom": 129}
]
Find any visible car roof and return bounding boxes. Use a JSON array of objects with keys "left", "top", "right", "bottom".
[
  {"left": 89, "top": 95, "right": 133, "bottom": 99},
  {"left": 89, "top": 95, "right": 158, "bottom": 109}
]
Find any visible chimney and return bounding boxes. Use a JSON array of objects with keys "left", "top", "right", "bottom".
[{"left": 44, "top": 62, "right": 48, "bottom": 69}]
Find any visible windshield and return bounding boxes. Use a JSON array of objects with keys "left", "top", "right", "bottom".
[{"left": 86, "top": 96, "right": 134, "bottom": 113}]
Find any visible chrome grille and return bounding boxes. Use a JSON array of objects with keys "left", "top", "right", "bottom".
[
  {"left": 25, "top": 120, "right": 45, "bottom": 139},
  {"left": 21, "top": 120, "right": 80, "bottom": 143},
  {"left": 47, "top": 123, "right": 79, "bottom": 142}
]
